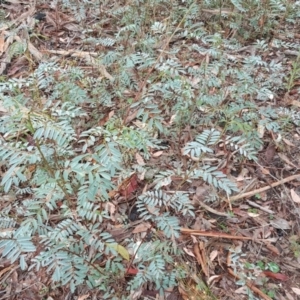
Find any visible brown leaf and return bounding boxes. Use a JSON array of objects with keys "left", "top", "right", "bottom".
[
  {"left": 264, "top": 144, "right": 276, "bottom": 164},
  {"left": 260, "top": 167, "right": 270, "bottom": 175},
  {"left": 63, "top": 23, "right": 81, "bottom": 31},
  {"left": 98, "top": 110, "right": 114, "bottom": 125},
  {"left": 264, "top": 242, "right": 280, "bottom": 256},
  {"left": 119, "top": 173, "right": 138, "bottom": 198},
  {"left": 193, "top": 242, "right": 209, "bottom": 277},
  {"left": 262, "top": 271, "right": 289, "bottom": 281},
  {"left": 132, "top": 222, "right": 151, "bottom": 233}
]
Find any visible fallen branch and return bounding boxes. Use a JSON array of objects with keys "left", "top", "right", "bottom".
[{"left": 229, "top": 173, "right": 300, "bottom": 202}]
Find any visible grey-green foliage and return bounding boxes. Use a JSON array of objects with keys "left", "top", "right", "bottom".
[
  {"left": 0, "top": 0, "right": 299, "bottom": 297},
  {"left": 183, "top": 129, "right": 256, "bottom": 194},
  {"left": 184, "top": 129, "right": 221, "bottom": 157},
  {"left": 127, "top": 240, "right": 180, "bottom": 293},
  {"left": 137, "top": 190, "right": 194, "bottom": 238}
]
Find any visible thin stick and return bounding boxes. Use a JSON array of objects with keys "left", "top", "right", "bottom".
[
  {"left": 180, "top": 228, "right": 266, "bottom": 242},
  {"left": 246, "top": 200, "right": 275, "bottom": 214},
  {"left": 229, "top": 173, "right": 300, "bottom": 202}
]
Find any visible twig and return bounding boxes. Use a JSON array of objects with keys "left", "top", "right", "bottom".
[
  {"left": 246, "top": 200, "right": 275, "bottom": 214},
  {"left": 229, "top": 173, "right": 300, "bottom": 202},
  {"left": 180, "top": 228, "right": 269, "bottom": 242},
  {"left": 197, "top": 200, "right": 230, "bottom": 217}
]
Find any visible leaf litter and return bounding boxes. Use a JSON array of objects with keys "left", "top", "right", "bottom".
[{"left": 0, "top": 1, "right": 300, "bottom": 300}]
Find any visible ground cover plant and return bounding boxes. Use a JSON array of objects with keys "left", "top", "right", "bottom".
[{"left": 0, "top": 0, "right": 300, "bottom": 299}]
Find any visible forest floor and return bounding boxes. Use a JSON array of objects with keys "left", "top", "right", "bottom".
[{"left": 1, "top": 1, "right": 300, "bottom": 300}]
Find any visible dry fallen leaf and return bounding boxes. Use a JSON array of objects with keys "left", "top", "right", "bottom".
[
  {"left": 248, "top": 212, "right": 260, "bottom": 217},
  {"left": 78, "top": 295, "right": 90, "bottom": 300},
  {"left": 0, "top": 32, "right": 5, "bottom": 55},
  {"left": 209, "top": 250, "right": 218, "bottom": 262},
  {"left": 119, "top": 173, "right": 138, "bottom": 198},
  {"left": 235, "top": 168, "right": 249, "bottom": 181},
  {"left": 260, "top": 167, "right": 270, "bottom": 175},
  {"left": 264, "top": 143, "right": 276, "bottom": 164},
  {"left": 235, "top": 286, "right": 249, "bottom": 295},
  {"left": 291, "top": 189, "right": 300, "bottom": 203},
  {"left": 183, "top": 247, "right": 196, "bottom": 257},
  {"left": 152, "top": 151, "right": 163, "bottom": 157},
  {"left": 262, "top": 271, "right": 289, "bottom": 281},
  {"left": 169, "top": 114, "right": 177, "bottom": 125},
  {"left": 270, "top": 218, "right": 291, "bottom": 230},
  {"left": 283, "top": 138, "right": 296, "bottom": 147},
  {"left": 292, "top": 287, "right": 300, "bottom": 295},
  {"left": 135, "top": 152, "right": 145, "bottom": 165},
  {"left": 132, "top": 222, "right": 151, "bottom": 233},
  {"left": 278, "top": 152, "right": 298, "bottom": 168},
  {"left": 105, "top": 202, "right": 116, "bottom": 221},
  {"left": 207, "top": 275, "right": 221, "bottom": 285},
  {"left": 290, "top": 100, "right": 300, "bottom": 108}
]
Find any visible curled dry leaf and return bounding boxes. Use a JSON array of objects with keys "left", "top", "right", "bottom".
[
  {"left": 183, "top": 247, "right": 195, "bottom": 257},
  {"left": 207, "top": 275, "right": 221, "bottom": 285}
]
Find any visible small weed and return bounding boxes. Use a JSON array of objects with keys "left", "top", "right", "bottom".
[
  {"left": 289, "top": 235, "right": 300, "bottom": 258},
  {"left": 286, "top": 52, "right": 300, "bottom": 92},
  {"left": 247, "top": 208, "right": 258, "bottom": 214}
]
